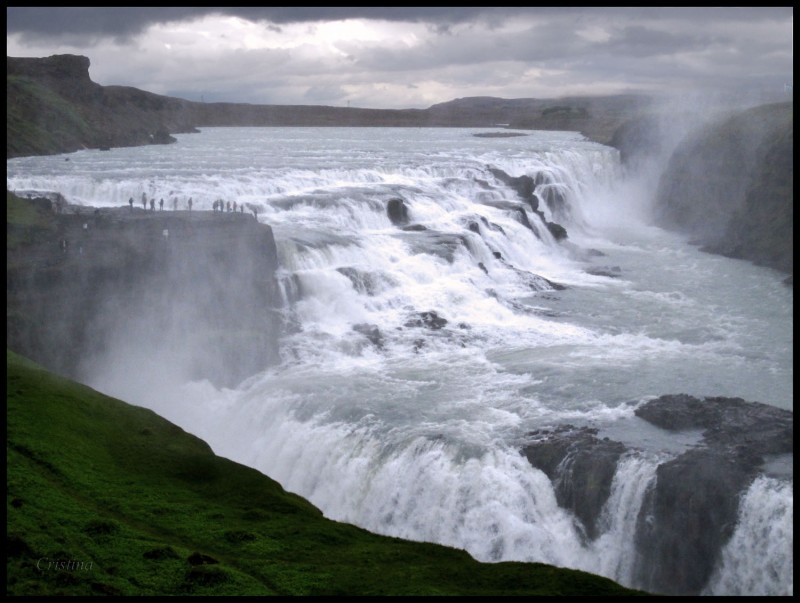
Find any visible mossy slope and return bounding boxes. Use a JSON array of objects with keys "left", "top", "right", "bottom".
[{"left": 6, "top": 351, "right": 647, "bottom": 596}]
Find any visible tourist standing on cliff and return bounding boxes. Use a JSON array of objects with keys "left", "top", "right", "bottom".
[
  {"left": 141, "top": 192, "right": 147, "bottom": 209},
  {"left": 159, "top": 198, "right": 164, "bottom": 211},
  {"left": 128, "top": 197, "right": 134, "bottom": 211},
  {"left": 150, "top": 199, "right": 155, "bottom": 211},
  {"left": 188, "top": 198, "right": 193, "bottom": 212}
]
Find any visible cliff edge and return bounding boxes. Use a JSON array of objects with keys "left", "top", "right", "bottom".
[{"left": 653, "top": 102, "right": 793, "bottom": 276}]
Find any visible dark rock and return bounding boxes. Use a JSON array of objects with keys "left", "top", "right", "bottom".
[
  {"left": 522, "top": 426, "right": 626, "bottom": 541},
  {"left": 387, "top": 198, "right": 410, "bottom": 225},
  {"left": 404, "top": 311, "right": 448, "bottom": 330},
  {"left": 401, "top": 223, "right": 428, "bottom": 232},
  {"left": 546, "top": 221, "right": 568, "bottom": 241},
  {"left": 635, "top": 394, "right": 793, "bottom": 456},
  {"left": 630, "top": 394, "right": 793, "bottom": 594},
  {"left": 489, "top": 167, "right": 535, "bottom": 199},
  {"left": 521, "top": 394, "right": 793, "bottom": 595},
  {"left": 353, "top": 323, "right": 385, "bottom": 349},
  {"left": 633, "top": 448, "right": 755, "bottom": 595}
]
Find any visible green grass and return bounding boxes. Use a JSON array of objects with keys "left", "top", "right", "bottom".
[
  {"left": 7, "top": 76, "right": 93, "bottom": 157},
  {"left": 6, "top": 350, "right": 649, "bottom": 596},
  {"left": 6, "top": 190, "right": 57, "bottom": 250}
]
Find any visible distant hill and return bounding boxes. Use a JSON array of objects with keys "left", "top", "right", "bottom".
[{"left": 7, "top": 54, "right": 653, "bottom": 158}]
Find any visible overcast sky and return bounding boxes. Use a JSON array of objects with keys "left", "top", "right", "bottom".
[{"left": 6, "top": 7, "right": 794, "bottom": 109}]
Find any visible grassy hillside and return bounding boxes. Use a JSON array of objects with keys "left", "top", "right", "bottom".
[
  {"left": 6, "top": 350, "right": 647, "bottom": 596},
  {"left": 6, "top": 75, "right": 94, "bottom": 157}
]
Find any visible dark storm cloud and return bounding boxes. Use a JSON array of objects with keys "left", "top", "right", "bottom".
[
  {"left": 6, "top": 7, "right": 792, "bottom": 108},
  {"left": 6, "top": 7, "right": 497, "bottom": 38}
]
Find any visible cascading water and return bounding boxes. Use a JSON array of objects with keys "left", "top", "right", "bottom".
[{"left": 7, "top": 127, "right": 792, "bottom": 595}]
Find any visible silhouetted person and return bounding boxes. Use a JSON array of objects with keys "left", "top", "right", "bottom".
[
  {"left": 159, "top": 198, "right": 164, "bottom": 211},
  {"left": 227, "top": 201, "right": 232, "bottom": 212},
  {"left": 188, "top": 197, "right": 193, "bottom": 212},
  {"left": 128, "top": 197, "right": 134, "bottom": 210},
  {"left": 150, "top": 199, "right": 155, "bottom": 211},
  {"left": 141, "top": 192, "right": 147, "bottom": 209},
  {"left": 233, "top": 201, "right": 237, "bottom": 212}
]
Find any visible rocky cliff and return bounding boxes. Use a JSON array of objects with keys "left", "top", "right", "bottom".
[
  {"left": 7, "top": 192, "right": 284, "bottom": 388},
  {"left": 523, "top": 394, "right": 792, "bottom": 595},
  {"left": 7, "top": 54, "right": 653, "bottom": 158},
  {"left": 653, "top": 102, "right": 793, "bottom": 276},
  {"left": 7, "top": 54, "right": 198, "bottom": 157}
]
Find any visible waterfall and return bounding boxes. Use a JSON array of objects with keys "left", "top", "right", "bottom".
[{"left": 7, "top": 127, "right": 791, "bottom": 596}]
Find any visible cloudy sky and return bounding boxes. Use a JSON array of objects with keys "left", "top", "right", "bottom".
[{"left": 6, "top": 7, "right": 794, "bottom": 109}]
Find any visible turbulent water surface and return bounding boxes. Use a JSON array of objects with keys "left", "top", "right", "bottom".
[{"left": 7, "top": 127, "right": 793, "bottom": 595}]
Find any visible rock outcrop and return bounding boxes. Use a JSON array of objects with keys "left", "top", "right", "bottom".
[
  {"left": 523, "top": 426, "right": 626, "bottom": 541},
  {"left": 488, "top": 167, "right": 569, "bottom": 241},
  {"left": 653, "top": 102, "right": 793, "bottom": 276},
  {"left": 7, "top": 54, "right": 198, "bottom": 157},
  {"left": 521, "top": 394, "right": 793, "bottom": 595},
  {"left": 7, "top": 195, "right": 284, "bottom": 388}
]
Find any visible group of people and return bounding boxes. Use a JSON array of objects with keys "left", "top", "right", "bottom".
[
  {"left": 127, "top": 193, "right": 260, "bottom": 218},
  {"left": 212, "top": 199, "right": 245, "bottom": 214},
  {"left": 129, "top": 193, "right": 192, "bottom": 212}
]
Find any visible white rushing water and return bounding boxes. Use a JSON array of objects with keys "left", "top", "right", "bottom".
[{"left": 7, "top": 127, "right": 793, "bottom": 594}]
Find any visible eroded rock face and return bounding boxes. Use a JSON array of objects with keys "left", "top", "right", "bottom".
[
  {"left": 520, "top": 394, "right": 793, "bottom": 595},
  {"left": 523, "top": 426, "right": 626, "bottom": 541},
  {"left": 654, "top": 103, "right": 793, "bottom": 275},
  {"left": 7, "top": 201, "right": 284, "bottom": 388},
  {"left": 387, "top": 198, "right": 410, "bottom": 226},
  {"left": 488, "top": 166, "right": 569, "bottom": 241},
  {"left": 630, "top": 395, "right": 793, "bottom": 594}
]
